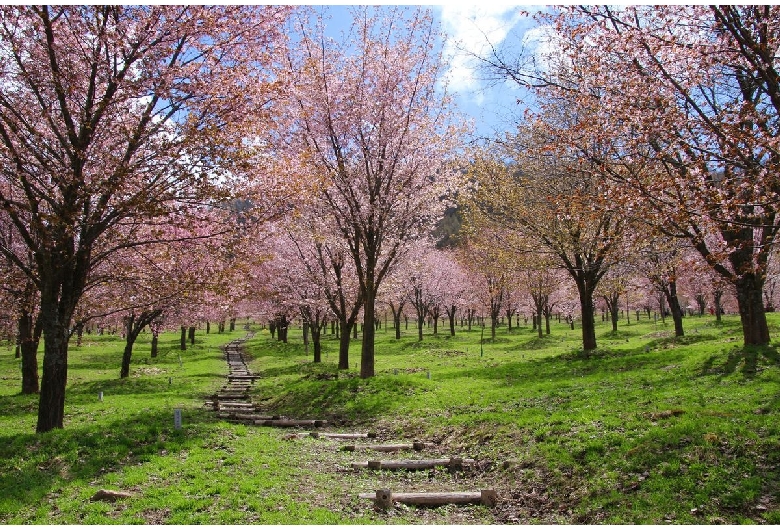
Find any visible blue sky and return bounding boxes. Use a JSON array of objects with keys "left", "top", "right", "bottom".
[{"left": 311, "top": 4, "right": 547, "bottom": 141}]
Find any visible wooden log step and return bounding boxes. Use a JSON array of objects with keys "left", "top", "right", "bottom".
[
  {"left": 255, "top": 419, "right": 328, "bottom": 428},
  {"left": 217, "top": 412, "right": 279, "bottom": 420},
  {"left": 310, "top": 432, "right": 377, "bottom": 440},
  {"left": 359, "top": 489, "right": 498, "bottom": 508},
  {"left": 285, "top": 431, "right": 377, "bottom": 440},
  {"left": 341, "top": 442, "right": 433, "bottom": 452},
  {"left": 352, "top": 457, "right": 474, "bottom": 472},
  {"left": 207, "top": 400, "right": 254, "bottom": 407}
]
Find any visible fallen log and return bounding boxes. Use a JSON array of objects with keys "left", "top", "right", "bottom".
[
  {"left": 359, "top": 489, "right": 497, "bottom": 509},
  {"left": 341, "top": 441, "right": 432, "bottom": 452},
  {"left": 352, "top": 457, "right": 472, "bottom": 472}
]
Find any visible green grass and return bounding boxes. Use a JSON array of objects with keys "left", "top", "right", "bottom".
[
  {"left": 1, "top": 314, "right": 779, "bottom": 523},
  {"left": 245, "top": 314, "right": 780, "bottom": 524}
]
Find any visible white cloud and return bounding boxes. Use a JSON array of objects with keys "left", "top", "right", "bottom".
[{"left": 437, "top": 5, "right": 530, "bottom": 103}]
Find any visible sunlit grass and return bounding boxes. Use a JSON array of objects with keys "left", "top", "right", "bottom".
[{"left": 1, "top": 313, "right": 779, "bottom": 523}]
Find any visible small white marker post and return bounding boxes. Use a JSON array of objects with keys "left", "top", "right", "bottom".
[
  {"left": 98, "top": 391, "right": 103, "bottom": 402},
  {"left": 173, "top": 408, "right": 182, "bottom": 430}
]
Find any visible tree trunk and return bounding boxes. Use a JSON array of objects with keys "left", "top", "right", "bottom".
[
  {"left": 75, "top": 322, "right": 84, "bottom": 347},
  {"left": 19, "top": 310, "right": 41, "bottom": 394},
  {"left": 188, "top": 326, "right": 195, "bottom": 345},
  {"left": 534, "top": 309, "right": 542, "bottom": 338},
  {"left": 544, "top": 307, "right": 551, "bottom": 335},
  {"left": 735, "top": 273, "right": 770, "bottom": 345},
  {"left": 664, "top": 281, "right": 684, "bottom": 337},
  {"left": 390, "top": 303, "right": 403, "bottom": 340},
  {"left": 575, "top": 280, "right": 597, "bottom": 350},
  {"left": 447, "top": 305, "right": 456, "bottom": 337},
  {"left": 311, "top": 323, "right": 322, "bottom": 363},
  {"left": 361, "top": 288, "right": 376, "bottom": 378},
  {"left": 338, "top": 320, "right": 351, "bottom": 370},
  {"left": 37, "top": 285, "right": 73, "bottom": 432},
  {"left": 229, "top": 318, "right": 236, "bottom": 332},
  {"left": 206, "top": 321, "right": 210, "bottom": 334},
  {"left": 151, "top": 332, "right": 158, "bottom": 358},
  {"left": 714, "top": 289, "right": 724, "bottom": 323},
  {"left": 180, "top": 326, "right": 187, "bottom": 350}
]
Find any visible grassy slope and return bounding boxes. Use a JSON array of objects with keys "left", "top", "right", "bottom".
[
  {"left": 0, "top": 314, "right": 778, "bottom": 524},
  {"left": 246, "top": 314, "right": 780, "bottom": 524}
]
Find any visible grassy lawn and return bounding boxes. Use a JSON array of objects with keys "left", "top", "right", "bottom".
[{"left": 1, "top": 314, "right": 779, "bottom": 523}]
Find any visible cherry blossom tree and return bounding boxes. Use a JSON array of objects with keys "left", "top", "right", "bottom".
[
  {"left": 285, "top": 6, "right": 461, "bottom": 378},
  {"left": 463, "top": 132, "right": 626, "bottom": 350},
  {"left": 521, "top": 6, "right": 780, "bottom": 346},
  {"left": 0, "top": 6, "right": 292, "bottom": 432}
]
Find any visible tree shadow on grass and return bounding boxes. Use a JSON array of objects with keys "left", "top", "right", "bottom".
[
  {"left": 698, "top": 345, "right": 780, "bottom": 380},
  {"left": 0, "top": 408, "right": 220, "bottom": 522}
]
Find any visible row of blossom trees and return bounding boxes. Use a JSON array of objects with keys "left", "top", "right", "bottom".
[
  {"left": 0, "top": 5, "right": 295, "bottom": 432},
  {"left": 477, "top": 5, "right": 780, "bottom": 349}
]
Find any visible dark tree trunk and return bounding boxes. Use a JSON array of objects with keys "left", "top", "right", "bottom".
[
  {"left": 122, "top": 310, "right": 163, "bottom": 378},
  {"left": 302, "top": 321, "right": 309, "bottom": 356},
  {"left": 36, "top": 267, "right": 84, "bottom": 434},
  {"left": 188, "top": 326, "right": 195, "bottom": 345},
  {"left": 543, "top": 305, "right": 552, "bottom": 335},
  {"left": 151, "top": 332, "right": 159, "bottom": 358},
  {"left": 580, "top": 296, "right": 597, "bottom": 350},
  {"left": 536, "top": 309, "right": 543, "bottom": 338},
  {"left": 735, "top": 273, "right": 770, "bottom": 345},
  {"left": 714, "top": 289, "right": 724, "bottom": 322},
  {"left": 37, "top": 320, "right": 68, "bottom": 432},
  {"left": 180, "top": 326, "right": 187, "bottom": 350},
  {"left": 338, "top": 320, "right": 351, "bottom": 370},
  {"left": 663, "top": 280, "right": 685, "bottom": 337},
  {"left": 309, "top": 320, "right": 323, "bottom": 363},
  {"left": 206, "top": 321, "right": 210, "bottom": 334},
  {"left": 446, "top": 305, "right": 457, "bottom": 337},
  {"left": 19, "top": 310, "right": 41, "bottom": 394},
  {"left": 75, "top": 322, "right": 84, "bottom": 347},
  {"left": 278, "top": 315, "right": 289, "bottom": 343},
  {"left": 229, "top": 318, "right": 236, "bottom": 332},
  {"left": 604, "top": 293, "right": 620, "bottom": 333},
  {"left": 361, "top": 288, "right": 376, "bottom": 378},
  {"left": 390, "top": 302, "right": 404, "bottom": 340}
]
